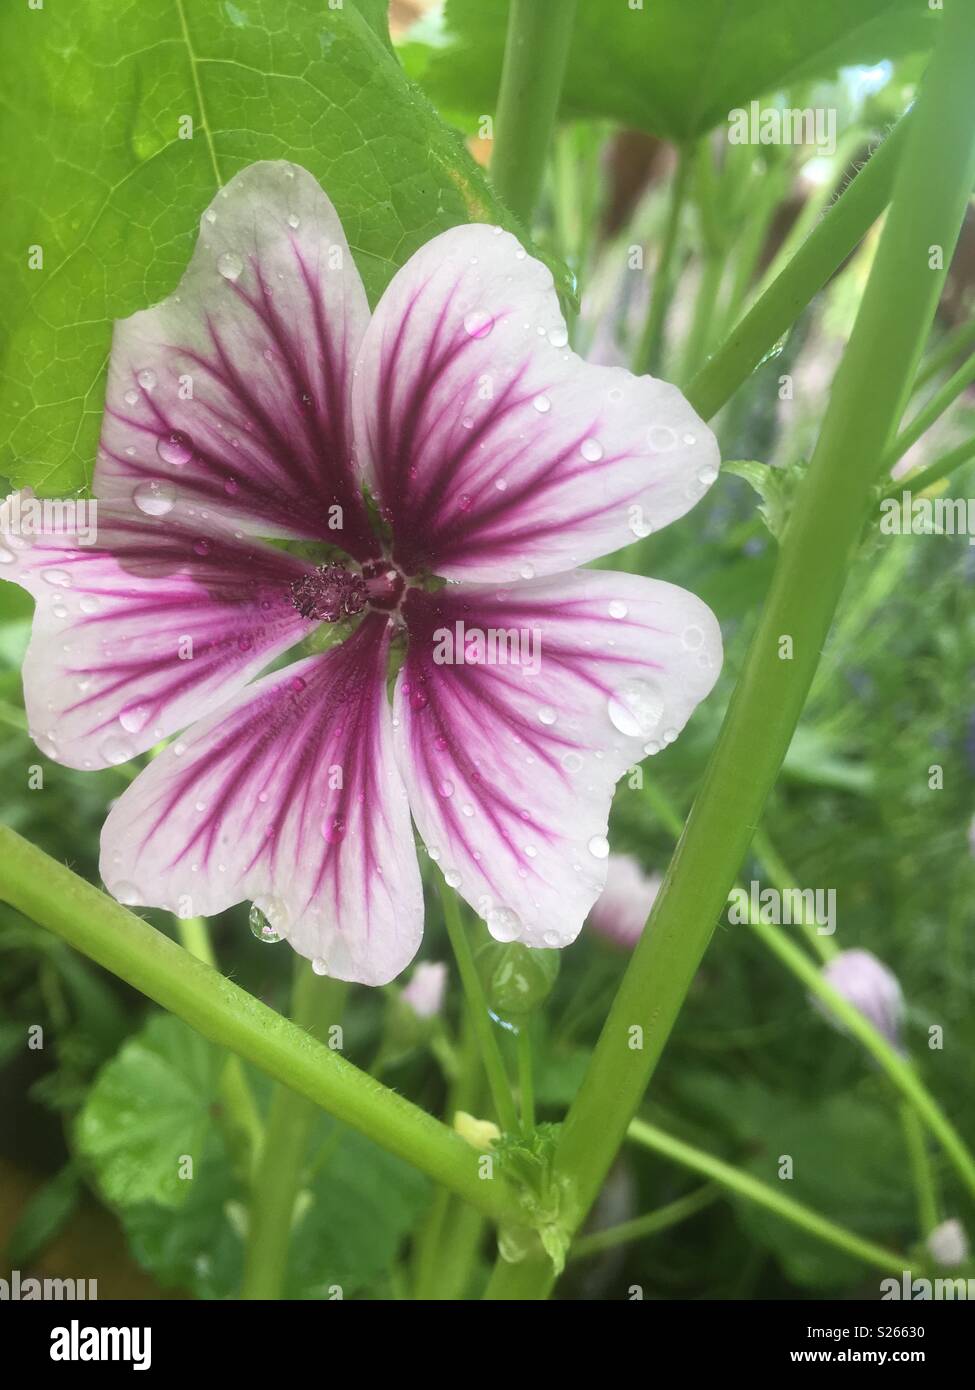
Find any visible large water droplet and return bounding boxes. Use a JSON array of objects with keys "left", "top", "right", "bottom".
[
  {"left": 133, "top": 479, "right": 177, "bottom": 517},
  {"left": 607, "top": 678, "right": 665, "bottom": 739},
  {"left": 156, "top": 429, "right": 194, "bottom": 466},
  {"left": 248, "top": 903, "right": 282, "bottom": 943},
  {"left": 580, "top": 437, "right": 604, "bottom": 462},
  {"left": 537, "top": 706, "right": 557, "bottom": 726},
  {"left": 547, "top": 325, "right": 569, "bottom": 348},
  {"left": 217, "top": 251, "right": 244, "bottom": 281},
  {"left": 42, "top": 568, "right": 71, "bottom": 588},
  {"left": 487, "top": 905, "right": 522, "bottom": 942},
  {"left": 312, "top": 957, "right": 329, "bottom": 976},
  {"left": 608, "top": 600, "right": 628, "bottom": 619},
  {"left": 532, "top": 395, "right": 551, "bottom": 414},
  {"left": 119, "top": 703, "right": 151, "bottom": 734},
  {"left": 587, "top": 834, "right": 610, "bottom": 859},
  {"left": 463, "top": 310, "right": 494, "bottom": 339},
  {"left": 100, "top": 734, "right": 136, "bottom": 766},
  {"left": 445, "top": 869, "right": 462, "bottom": 889},
  {"left": 137, "top": 368, "right": 157, "bottom": 391}
]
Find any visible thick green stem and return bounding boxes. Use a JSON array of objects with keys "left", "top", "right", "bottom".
[
  {"left": 242, "top": 961, "right": 345, "bottom": 1299},
  {"left": 685, "top": 113, "right": 910, "bottom": 420},
  {"left": 0, "top": 826, "right": 514, "bottom": 1224},
  {"left": 489, "top": 0, "right": 578, "bottom": 223},
  {"left": 486, "top": 2, "right": 975, "bottom": 1299},
  {"left": 632, "top": 146, "right": 691, "bottom": 376}
]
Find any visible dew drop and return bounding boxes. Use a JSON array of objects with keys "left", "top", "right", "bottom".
[
  {"left": 543, "top": 929, "right": 561, "bottom": 947},
  {"left": 203, "top": 209, "right": 217, "bottom": 225},
  {"left": 461, "top": 803, "right": 474, "bottom": 818},
  {"left": 79, "top": 595, "right": 100, "bottom": 614},
  {"left": 561, "top": 750, "right": 583, "bottom": 773},
  {"left": 495, "top": 478, "right": 508, "bottom": 491},
  {"left": 136, "top": 368, "right": 157, "bottom": 391},
  {"left": 286, "top": 213, "right": 300, "bottom": 229},
  {"left": 119, "top": 703, "right": 151, "bottom": 735},
  {"left": 458, "top": 492, "right": 473, "bottom": 512},
  {"left": 123, "top": 389, "right": 140, "bottom": 406},
  {"left": 607, "top": 678, "right": 665, "bottom": 739},
  {"left": 547, "top": 325, "right": 569, "bottom": 348},
  {"left": 487, "top": 905, "right": 522, "bottom": 942},
  {"left": 100, "top": 734, "right": 136, "bottom": 766},
  {"left": 217, "top": 251, "right": 244, "bottom": 281},
  {"left": 532, "top": 395, "right": 551, "bottom": 414},
  {"left": 682, "top": 624, "right": 704, "bottom": 650},
  {"left": 133, "top": 479, "right": 177, "bottom": 517},
  {"left": 193, "top": 538, "right": 212, "bottom": 557},
  {"left": 445, "top": 869, "right": 462, "bottom": 889},
  {"left": 580, "top": 437, "right": 604, "bottom": 462},
  {"left": 537, "top": 705, "right": 557, "bottom": 726},
  {"left": 608, "top": 599, "right": 628, "bottom": 619},
  {"left": 461, "top": 415, "right": 474, "bottom": 430},
  {"left": 519, "top": 562, "right": 535, "bottom": 580},
  {"left": 42, "top": 568, "right": 71, "bottom": 588},
  {"left": 698, "top": 464, "right": 719, "bottom": 486},
  {"left": 463, "top": 310, "right": 494, "bottom": 339},
  {"left": 156, "top": 429, "right": 194, "bottom": 466},
  {"left": 647, "top": 425, "right": 678, "bottom": 452},
  {"left": 587, "top": 834, "right": 610, "bottom": 859},
  {"left": 312, "top": 957, "right": 329, "bottom": 976},
  {"left": 439, "top": 779, "right": 454, "bottom": 799},
  {"left": 248, "top": 903, "right": 282, "bottom": 943},
  {"left": 111, "top": 881, "right": 141, "bottom": 906}
]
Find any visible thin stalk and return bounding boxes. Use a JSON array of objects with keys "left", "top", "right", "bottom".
[
  {"left": 913, "top": 315, "right": 975, "bottom": 392},
  {"left": 881, "top": 432, "right": 975, "bottom": 500},
  {"left": 517, "top": 1025, "right": 535, "bottom": 1133},
  {"left": 632, "top": 146, "right": 691, "bottom": 376},
  {"left": 679, "top": 252, "right": 727, "bottom": 387},
  {"left": 626, "top": 1120, "right": 910, "bottom": 1275},
  {"left": 439, "top": 879, "right": 519, "bottom": 1135},
  {"left": 489, "top": 0, "right": 579, "bottom": 223},
  {"left": 242, "top": 960, "right": 345, "bottom": 1299},
  {"left": 485, "top": 3, "right": 975, "bottom": 1299},
  {"left": 569, "top": 1184, "right": 718, "bottom": 1262},
  {"left": 900, "top": 1100, "right": 940, "bottom": 1239},
  {"left": 0, "top": 826, "right": 514, "bottom": 1224},
  {"left": 686, "top": 113, "right": 910, "bottom": 420},
  {"left": 884, "top": 348, "right": 975, "bottom": 468}
]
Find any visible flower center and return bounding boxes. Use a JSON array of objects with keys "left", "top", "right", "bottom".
[{"left": 289, "top": 560, "right": 407, "bottom": 622}]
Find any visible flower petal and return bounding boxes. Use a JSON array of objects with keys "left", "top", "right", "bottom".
[
  {"left": 394, "top": 569, "right": 721, "bottom": 947},
  {"left": 100, "top": 615, "right": 423, "bottom": 985},
  {"left": 2, "top": 497, "right": 316, "bottom": 768},
  {"left": 352, "top": 223, "right": 718, "bottom": 582},
  {"left": 95, "top": 161, "right": 377, "bottom": 557}
]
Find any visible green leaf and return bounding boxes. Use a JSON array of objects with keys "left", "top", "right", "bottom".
[
  {"left": 74, "top": 1013, "right": 221, "bottom": 1209},
  {"left": 724, "top": 458, "right": 808, "bottom": 539},
  {"left": 408, "top": 0, "right": 936, "bottom": 141},
  {"left": 0, "top": 0, "right": 554, "bottom": 497},
  {"left": 6, "top": 1164, "right": 82, "bottom": 1267}
]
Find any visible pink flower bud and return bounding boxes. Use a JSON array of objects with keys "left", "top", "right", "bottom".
[
  {"left": 818, "top": 948, "right": 904, "bottom": 1050},
  {"left": 401, "top": 960, "right": 447, "bottom": 1019},
  {"left": 926, "top": 1218, "right": 969, "bottom": 1268},
  {"left": 588, "top": 854, "right": 661, "bottom": 950}
]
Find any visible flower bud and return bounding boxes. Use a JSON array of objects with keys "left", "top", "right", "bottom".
[
  {"left": 454, "top": 1110, "right": 500, "bottom": 1150},
  {"left": 587, "top": 853, "right": 661, "bottom": 950},
  {"left": 818, "top": 948, "right": 904, "bottom": 1050},
  {"left": 401, "top": 960, "right": 447, "bottom": 1019},
  {"left": 926, "top": 1218, "right": 969, "bottom": 1268},
  {"left": 475, "top": 940, "right": 560, "bottom": 1019}
]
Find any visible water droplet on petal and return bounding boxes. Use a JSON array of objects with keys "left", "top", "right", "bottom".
[
  {"left": 312, "top": 957, "right": 329, "bottom": 976},
  {"left": 42, "top": 568, "right": 71, "bottom": 588},
  {"left": 580, "top": 437, "right": 604, "bottom": 462},
  {"left": 698, "top": 464, "right": 718, "bottom": 486},
  {"left": 458, "top": 492, "right": 473, "bottom": 512},
  {"left": 682, "top": 624, "right": 704, "bottom": 650},
  {"left": 532, "top": 395, "right": 551, "bottom": 414},
  {"left": 137, "top": 368, "right": 157, "bottom": 391},
  {"left": 217, "top": 251, "right": 244, "bottom": 281},
  {"left": 445, "top": 869, "right": 462, "bottom": 888},
  {"left": 100, "top": 734, "right": 136, "bottom": 766},
  {"left": 119, "top": 703, "right": 151, "bottom": 734},
  {"left": 487, "top": 905, "right": 521, "bottom": 941},
  {"left": 123, "top": 389, "right": 140, "bottom": 406},
  {"left": 111, "top": 881, "right": 141, "bottom": 906},
  {"left": 587, "top": 834, "right": 610, "bottom": 859},
  {"left": 519, "top": 563, "right": 535, "bottom": 580},
  {"left": 286, "top": 213, "right": 300, "bottom": 229},
  {"left": 547, "top": 325, "right": 569, "bottom": 348},
  {"left": 203, "top": 209, "right": 217, "bottom": 225},
  {"left": 133, "top": 479, "right": 177, "bottom": 516},
  {"left": 537, "top": 706, "right": 557, "bottom": 726},
  {"left": 561, "top": 750, "right": 583, "bottom": 773},
  {"left": 461, "top": 415, "right": 474, "bottom": 430},
  {"left": 608, "top": 600, "right": 628, "bottom": 619},
  {"left": 439, "top": 779, "right": 454, "bottom": 798},
  {"left": 607, "top": 678, "right": 665, "bottom": 739},
  {"left": 156, "top": 429, "right": 194, "bottom": 466},
  {"left": 647, "top": 425, "right": 678, "bottom": 452},
  {"left": 463, "top": 310, "right": 494, "bottom": 339},
  {"left": 79, "top": 595, "right": 100, "bottom": 614},
  {"left": 193, "top": 538, "right": 212, "bottom": 557}
]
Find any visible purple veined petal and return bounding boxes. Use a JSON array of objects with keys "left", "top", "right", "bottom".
[
  {"left": 394, "top": 569, "right": 721, "bottom": 948},
  {"left": 100, "top": 615, "right": 423, "bottom": 986},
  {"left": 95, "top": 161, "right": 378, "bottom": 557},
  {"left": 351, "top": 222, "right": 719, "bottom": 583},
  {"left": 3, "top": 497, "right": 318, "bottom": 769}
]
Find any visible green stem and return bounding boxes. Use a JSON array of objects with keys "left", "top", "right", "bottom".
[
  {"left": 489, "top": 0, "right": 578, "bottom": 223},
  {"left": 517, "top": 1025, "right": 535, "bottom": 1133},
  {"left": 632, "top": 146, "right": 691, "bottom": 376},
  {"left": 880, "top": 432, "right": 975, "bottom": 500},
  {"left": 242, "top": 960, "right": 345, "bottom": 1299},
  {"left": 626, "top": 1120, "right": 911, "bottom": 1275},
  {"left": 685, "top": 113, "right": 910, "bottom": 420},
  {"left": 679, "top": 251, "right": 727, "bottom": 387},
  {"left": 899, "top": 1100, "right": 940, "bottom": 1239},
  {"left": 486, "top": 3, "right": 975, "bottom": 1299},
  {"left": 569, "top": 1184, "right": 718, "bottom": 1262},
  {"left": 912, "top": 314, "right": 975, "bottom": 392},
  {"left": 884, "top": 348, "right": 975, "bottom": 468},
  {"left": 439, "top": 879, "right": 519, "bottom": 1134},
  {"left": 0, "top": 826, "right": 514, "bottom": 1223}
]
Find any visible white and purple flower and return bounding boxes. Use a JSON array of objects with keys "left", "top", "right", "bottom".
[{"left": 1, "top": 163, "right": 721, "bottom": 984}]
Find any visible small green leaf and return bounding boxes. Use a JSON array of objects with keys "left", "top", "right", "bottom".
[
  {"left": 724, "top": 458, "right": 808, "bottom": 539},
  {"left": 6, "top": 1164, "right": 82, "bottom": 1266}
]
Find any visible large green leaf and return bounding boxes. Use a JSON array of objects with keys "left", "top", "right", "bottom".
[
  {"left": 0, "top": 0, "right": 539, "bottom": 496},
  {"left": 75, "top": 1013, "right": 221, "bottom": 1209},
  {"left": 406, "top": 0, "right": 936, "bottom": 141}
]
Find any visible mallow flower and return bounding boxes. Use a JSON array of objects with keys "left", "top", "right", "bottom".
[
  {"left": 0, "top": 163, "right": 721, "bottom": 985},
  {"left": 587, "top": 853, "right": 662, "bottom": 950}
]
